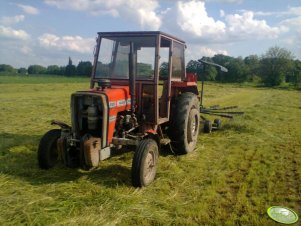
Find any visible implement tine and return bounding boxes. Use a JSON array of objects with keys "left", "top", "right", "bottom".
[
  {"left": 209, "top": 105, "right": 220, "bottom": 109},
  {"left": 209, "top": 106, "right": 238, "bottom": 110},
  {"left": 201, "top": 111, "right": 234, "bottom": 118},
  {"left": 205, "top": 111, "right": 244, "bottom": 115}
]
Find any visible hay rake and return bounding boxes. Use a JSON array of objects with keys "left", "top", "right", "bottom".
[{"left": 198, "top": 60, "right": 244, "bottom": 133}]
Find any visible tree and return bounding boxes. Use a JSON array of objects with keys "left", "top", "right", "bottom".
[
  {"left": 65, "top": 57, "right": 76, "bottom": 76},
  {"left": 18, "top": 67, "right": 27, "bottom": 74},
  {"left": 186, "top": 60, "right": 200, "bottom": 76},
  {"left": 225, "top": 57, "right": 248, "bottom": 83},
  {"left": 260, "top": 46, "right": 294, "bottom": 86},
  {"left": 186, "top": 60, "right": 216, "bottom": 81},
  {"left": 59, "top": 66, "right": 66, "bottom": 75},
  {"left": 137, "top": 62, "right": 153, "bottom": 78},
  {"left": 212, "top": 54, "right": 233, "bottom": 82},
  {"left": 292, "top": 60, "right": 301, "bottom": 89},
  {"left": 159, "top": 62, "right": 169, "bottom": 79},
  {"left": 0, "top": 64, "right": 16, "bottom": 73},
  {"left": 244, "top": 55, "right": 260, "bottom": 82},
  {"left": 77, "top": 61, "right": 92, "bottom": 76},
  {"left": 47, "top": 65, "right": 61, "bottom": 75},
  {"left": 28, "top": 65, "right": 47, "bottom": 74},
  {"left": 199, "top": 57, "right": 218, "bottom": 81}
]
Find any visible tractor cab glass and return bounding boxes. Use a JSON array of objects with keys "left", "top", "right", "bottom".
[{"left": 95, "top": 36, "right": 156, "bottom": 80}]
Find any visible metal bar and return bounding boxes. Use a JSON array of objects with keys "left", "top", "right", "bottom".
[
  {"left": 208, "top": 105, "right": 220, "bottom": 109},
  {"left": 201, "top": 110, "right": 244, "bottom": 115},
  {"left": 198, "top": 60, "right": 228, "bottom": 72},
  {"left": 129, "top": 42, "right": 136, "bottom": 113},
  {"left": 209, "top": 106, "right": 239, "bottom": 110},
  {"left": 200, "top": 112, "right": 234, "bottom": 118},
  {"left": 208, "top": 111, "right": 244, "bottom": 114},
  {"left": 90, "top": 35, "right": 101, "bottom": 89},
  {"left": 200, "top": 80, "right": 204, "bottom": 107}
]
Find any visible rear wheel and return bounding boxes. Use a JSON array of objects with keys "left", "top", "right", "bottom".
[
  {"left": 169, "top": 92, "right": 200, "bottom": 155},
  {"left": 38, "top": 129, "right": 61, "bottom": 169},
  {"left": 132, "top": 139, "right": 159, "bottom": 187}
]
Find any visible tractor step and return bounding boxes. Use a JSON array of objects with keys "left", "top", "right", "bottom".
[{"left": 160, "top": 138, "right": 171, "bottom": 145}]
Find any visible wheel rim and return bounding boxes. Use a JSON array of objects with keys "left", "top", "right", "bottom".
[
  {"left": 191, "top": 114, "right": 197, "bottom": 136},
  {"left": 143, "top": 150, "right": 156, "bottom": 184},
  {"left": 188, "top": 109, "right": 199, "bottom": 143}
]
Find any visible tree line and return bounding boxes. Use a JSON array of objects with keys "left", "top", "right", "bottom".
[
  {"left": 0, "top": 46, "right": 300, "bottom": 88},
  {"left": 186, "top": 46, "right": 301, "bottom": 88},
  {"left": 0, "top": 57, "right": 92, "bottom": 77}
]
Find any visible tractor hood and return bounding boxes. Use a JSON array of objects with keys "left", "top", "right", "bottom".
[
  {"left": 73, "top": 86, "right": 132, "bottom": 144},
  {"left": 91, "top": 85, "right": 132, "bottom": 111}
]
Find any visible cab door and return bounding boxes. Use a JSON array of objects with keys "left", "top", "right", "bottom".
[{"left": 158, "top": 36, "right": 172, "bottom": 123}]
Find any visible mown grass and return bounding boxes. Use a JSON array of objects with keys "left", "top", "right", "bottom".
[{"left": 0, "top": 76, "right": 300, "bottom": 225}]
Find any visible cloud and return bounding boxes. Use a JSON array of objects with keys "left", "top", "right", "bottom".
[
  {"left": 219, "top": 10, "right": 225, "bottom": 17},
  {"left": 161, "top": 1, "right": 288, "bottom": 45},
  {"left": 186, "top": 44, "right": 228, "bottom": 61},
  {"left": 0, "top": 25, "right": 30, "bottom": 40},
  {"left": 281, "top": 10, "right": 301, "bottom": 31},
  {"left": 0, "top": 15, "right": 25, "bottom": 26},
  {"left": 288, "top": 6, "right": 301, "bottom": 16},
  {"left": 16, "top": 4, "right": 40, "bottom": 15},
  {"left": 206, "top": 0, "right": 243, "bottom": 4},
  {"left": 225, "top": 11, "right": 287, "bottom": 40},
  {"left": 176, "top": 1, "right": 226, "bottom": 38},
  {"left": 38, "top": 33, "right": 94, "bottom": 54},
  {"left": 44, "top": 0, "right": 161, "bottom": 30},
  {"left": 161, "top": 0, "right": 226, "bottom": 43},
  {"left": 278, "top": 7, "right": 301, "bottom": 57},
  {"left": 250, "top": 6, "right": 301, "bottom": 17},
  {"left": 20, "top": 46, "right": 33, "bottom": 54}
]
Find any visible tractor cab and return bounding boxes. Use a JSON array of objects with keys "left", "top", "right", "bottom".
[{"left": 90, "top": 31, "right": 195, "bottom": 126}]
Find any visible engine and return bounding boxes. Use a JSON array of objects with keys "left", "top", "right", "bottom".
[
  {"left": 55, "top": 92, "right": 109, "bottom": 169},
  {"left": 71, "top": 93, "right": 104, "bottom": 137}
]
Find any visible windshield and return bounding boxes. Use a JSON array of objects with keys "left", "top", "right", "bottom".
[{"left": 95, "top": 36, "right": 156, "bottom": 80}]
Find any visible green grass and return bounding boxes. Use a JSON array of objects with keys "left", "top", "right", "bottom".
[
  {"left": 0, "top": 76, "right": 301, "bottom": 225},
  {"left": 0, "top": 74, "right": 89, "bottom": 84}
]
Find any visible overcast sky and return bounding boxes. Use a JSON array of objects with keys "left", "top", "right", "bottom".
[{"left": 0, "top": 0, "right": 300, "bottom": 68}]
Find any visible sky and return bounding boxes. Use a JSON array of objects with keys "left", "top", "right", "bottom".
[{"left": 0, "top": 0, "right": 300, "bottom": 68}]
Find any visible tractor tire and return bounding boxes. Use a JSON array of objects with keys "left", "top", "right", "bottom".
[
  {"left": 214, "top": 118, "right": 222, "bottom": 129},
  {"left": 169, "top": 92, "right": 200, "bottom": 155},
  {"left": 204, "top": 120, "right": 212, "bottom": 133},
  {"left": 132, "top": 139, "right": 159, "bottom": 187},
  {"left": 38, "top": 129, "right": 61, "bottom": 169}
]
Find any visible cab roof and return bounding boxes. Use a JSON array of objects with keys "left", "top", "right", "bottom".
[{"left": 97, "top": 31, "right": 185, "bottom": 44}]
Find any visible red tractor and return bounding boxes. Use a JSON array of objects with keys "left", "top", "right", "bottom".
[{"left": 38, "top": 31, "right": 209, "bottom": 187}]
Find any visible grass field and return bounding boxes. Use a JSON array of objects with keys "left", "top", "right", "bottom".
[{"left": 0, "top": 76, "right": 300, "bottom": 225}]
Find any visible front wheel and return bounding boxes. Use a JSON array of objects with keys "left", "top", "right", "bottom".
[
  {"left": 38, "top": 129, "right": 61, "bottom": 169},
  {"left": 132, "top": 139, "right": 159, "bottom": 187}
]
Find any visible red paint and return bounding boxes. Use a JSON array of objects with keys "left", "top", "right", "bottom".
[
  {"left": 186, "top": 72, "right": 197, "bottom": 82},
  {"left": 145, "top": 129, "right": 156, "bottom": 134},
  {"left": 92, "top": 85, "right": 131, "bottom": 144},
  {"left": 171, "top": 73, "right": 197, "bottom": 87},
  {"left": 171, "top": 81, "right": 197, "bottom": 87}
]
